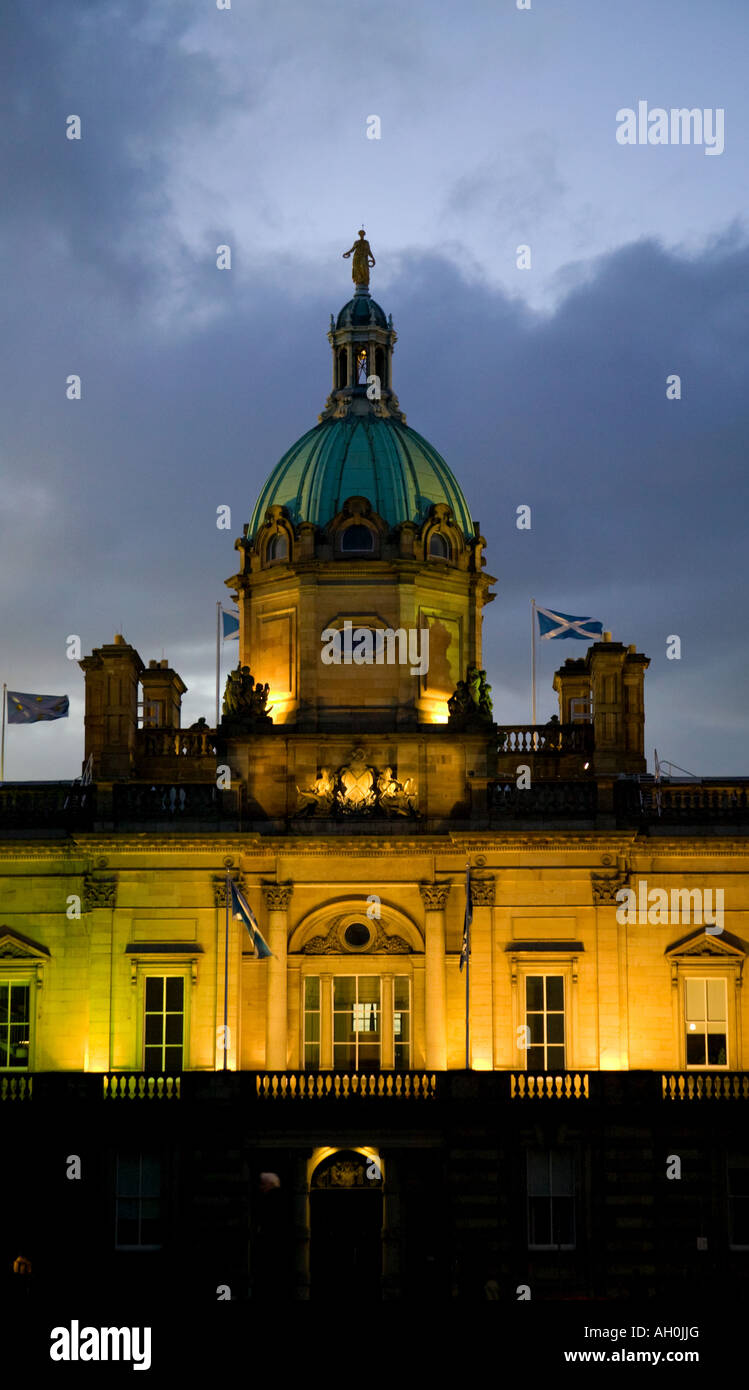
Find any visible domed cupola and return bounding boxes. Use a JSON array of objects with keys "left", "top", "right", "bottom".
[{"left": 227, "top": 234, "right": 496, "bottom": 731}]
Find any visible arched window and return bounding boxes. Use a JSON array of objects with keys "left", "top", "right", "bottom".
[
  {"left": 356, "top": 348, "right": 368, "bottom": 383},
  {"left": 337, "top": 347, "right": 348, "bottom": 389},
  {"left": 429, "top": 532, "right": 450, "bottom": 560},
  {"left": 340, "top": 525, "right": 375, "bottom": 553},
  {"left": 267, "top": 533, "right": 288, "bottom": 562},
  {"left": 375, "top": 345, "right": 385, "bottom": 388}
]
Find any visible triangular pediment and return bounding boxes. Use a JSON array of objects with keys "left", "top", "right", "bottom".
[
  {"left": 665, "top": 927, "right": 746, "bottom": 961},
  {"left": 0, "top": 928, "right": 50, "bottom": 960}
]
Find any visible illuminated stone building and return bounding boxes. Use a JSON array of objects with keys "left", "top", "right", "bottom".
[{"left": 2, "top": 247, "right": 749, "bottom": 1305}]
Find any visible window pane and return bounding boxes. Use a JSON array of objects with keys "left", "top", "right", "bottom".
[
  {"left": 395, "top": 1013, "right": 409, "bottom": 1042},
  {"left": 10, "top": 985, "right": 29, "bottom": 1021},
  {"left": 527, "top": 1014, "right": 544, "bottom": 1045},
  {"left": 334, "top": 977, "right": 355, "bottom": 1006},
  {"left": 333, "top": 1043, "right": 356, "bottom": 1070},
  {"left": 527, "top": 1151, "right": 550, "bottom": 1195},
  {"left": 145, "top": 977, "right": 163, "bottom": 1009},
  {"left": 545, "top": 977, "right": 564, "bottom": 1011},
  {"left": 144, "top": 1045, "right": 162, "bottom": 1071},
  {"left": 394, "top": 978, "right": 410, "bottom": 1010},
  {"left": 304, "top": 977, "right": 320, "bottom": 1009},
  {"left": 526, "top": 1046, "right": 545, "bottom": 1071},
  {"left": 553, "top": 1197, "right": 575, "bottom": 1246},
  {"left": 165, "top": 977, "right": 184, "bottom": 1011},
  {"left": 140, "top": 1158, "right": 161, "bottom": 1196},
  {"left": 707, "top": 979, "right": 726, "bottom": 1021},
  {"left": 685, "top": 978, "right": 705, "bottom": 1021},
  {"left": 547, "top": 1014, "right": 565, "bottom": 1044},
  {"left": 0, "top": 988, "right": 8, "bottom": 1024},
  {"left": 144, "top": 1015, "right": 162, "bottom": 1045},
  {"left": 526, "top": 977, "right": 543, "bottom": 1010},
  {"left": 529, "top": 1197, "right": 551, "bottom": 1246},
  {"left": 305, "top": 1043, "right": 320, "bottom": 1068},
  {"left": 547, "top": 1045, "right": 566, "bottom": 1070},
  {"left": 117, "top": 1156, "right": 140, "bottom": 1195},
  {"left": 394, "top": 1043, "right": 409, "bottom": 1070},
  {"left": 305, "top": 1014, "right": 320, "bottom": 1043},
  {"left": 552, "top": 1150, "right": 574, "bottom": 1192},
  {"left": 707, "top": 1033, "right": 727, "bottom": 1065},
  {"left": 334, "top": 1012, "right": 354, "bottom": 1042},
  {"left": 358, "top": 977, "right": 381, "bottom": 1004},
  {"left": 164, "top": 1046, "right": 182, "bottom": 1070},
  {"left": 686, "top": 1032, "right": 706, "bottom": 1066},
  {"left": 165, "top": 1014, "right": 183, "bottom": 1045}
]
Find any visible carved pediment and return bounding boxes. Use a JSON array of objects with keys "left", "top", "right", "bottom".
[
  {"left": 0, "top": 928, "right": 50, "bottom": 960},
  {"left": 665, "top": 927, "right": 746, "bottom": 961},
  {"left": 303, "top": 920, "right": 411, "bottom": 955}
]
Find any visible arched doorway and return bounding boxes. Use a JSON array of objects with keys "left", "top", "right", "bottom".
[{"left": 309, "top": 1149, "right": 383, "bottom": 1299}]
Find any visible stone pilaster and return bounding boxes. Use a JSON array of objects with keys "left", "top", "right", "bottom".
[
  {"left": 470, "top": 876, "right": 495, "bottom": 1069},
  {"left": 419, "top": 882, "right": 450, "bottom": 1070},
  {"left": 262, "top": 883, "right": 293, "bottom": 1070}
]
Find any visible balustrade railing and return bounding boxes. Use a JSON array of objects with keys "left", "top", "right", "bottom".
[
  {"left": 256, "top": 1071, "right": 437, "bottom": 1100},
  {"left": 490, "top": 781, "right": 597, "bottom": 817},
  {"left": 112, "top": 783, "right": 237, "bottom": 821},
  {"left": 0, "top": 783, "right": 94, "bottom": 829},
  {"left": 137, "top": 728, "right": 217, "bottom": 759},
  {"left": 662, "top": 1072, "right": 749, "bottom": 1100},
  {"left": 496, "top": 724, "right": 593, "bottom": 755},
  {"left": 510, "top": 1072, "right": 589, "bottom": 1099},
  {"left": 615, "top": 780, "right": 749, "bottom": 824},
  {"left": 0, "top": 1076, "right": 33, "bottom": 1100},
  {"left": 103, "top": 1074, "right": 181, "bottom": 1099}
]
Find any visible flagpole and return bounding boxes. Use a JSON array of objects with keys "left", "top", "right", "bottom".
[
  {"left": 215, "top": 602, "right": 221, "bottom": 729},
  {"left": 531, "top": 599, "right": 537, "bottom": 728},
  {"left": 465, "top": 863, "right": 471, "bottom": 1070},
  {"left": 223, "top": 871, "right": 230, "bottom": 1071},
  {"left": 1, "top": 683, "right": 6, "bottom": 782}
]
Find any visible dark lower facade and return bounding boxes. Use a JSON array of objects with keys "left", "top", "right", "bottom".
[{"left": 3, "top": 1069, "right": 748, "bottom": 1306}]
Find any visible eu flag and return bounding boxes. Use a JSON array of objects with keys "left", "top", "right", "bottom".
[{"left": 7, "top": 692, "right": 69, "bottom": 724}]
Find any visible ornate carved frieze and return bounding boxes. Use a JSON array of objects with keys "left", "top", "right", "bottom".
[
  {"left": 82, "top": 875, "right": 117, "bottom": 910},
  {"left": 303, "top": 920, "right": 411, "bottom": 955},
  {"left": 470, "top": 876, "right": 496, "bottom": 907},
  {"left": 263, "top": 883, "right": 294, "bottom": 911},
  {"left": 419, "top": 882, "right": 451, "bottom": 911},
  {"left": 296, "top": 749, "right": 418, "bottom": 818},
  {"left": 591, "top": 871, "right": 628, "bottom": 906}
]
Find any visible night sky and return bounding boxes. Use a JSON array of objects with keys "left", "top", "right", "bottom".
[{"left": 2, "top": 0, "right": 747, "bottom": 779}]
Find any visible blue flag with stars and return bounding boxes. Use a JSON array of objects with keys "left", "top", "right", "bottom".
[{"left": 7, "top": 691, "right": 69, "bottom": 724}]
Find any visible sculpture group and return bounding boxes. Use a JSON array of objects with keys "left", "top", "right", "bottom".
[
  {"left": 221, "top": 666, "right": 272, "bottom": 726},
  {"left": 296, "top": 754, "right": 417, "bottom": 818},
  {"left": 447, "top": 664, "right": 494, "bottom": 729}
]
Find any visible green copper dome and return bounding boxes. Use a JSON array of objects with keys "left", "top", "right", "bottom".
[{"left": 248, "top": 415, "right": 474, "bottom": 540}]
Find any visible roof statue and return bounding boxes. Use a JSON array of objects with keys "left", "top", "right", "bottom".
[{"left": 342, "top": 229, "right": 375, "bottom": 288}]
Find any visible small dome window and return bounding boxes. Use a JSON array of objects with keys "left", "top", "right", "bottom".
[
  {"left": 341, "top": 525, "right": 375, "bottom": 553},
  {"left": 267, "top": 533, "right": 288, "bottom": 562},
  {"left": 429, "top": 532, "right": 450, "bottom": 560}
]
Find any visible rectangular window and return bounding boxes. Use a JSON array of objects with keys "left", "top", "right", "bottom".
[
  {"left": 527, "top": 1149, "right": 575, "bottom": 1250},
  {"left": 144, "top": 976, "right": 184, "bottom": 1072},
  {"left": 333, "top": 976, "right": 381, "bottom": 1072},
  {"left": 685, "top": 977, "right": 727, "bottom": 1067},
  {"left": 394, "top": 976, "right": 411, "bottom": 1071},
  {"left": 0, "top": 982, "right": 30, "bottom": 1070},
  {"left": 303, "top": 976, "right": 320, "bottom": 1069},
  {"left": 525, "top": 975, "right": 565, "bottom": 1071},
  {"left": 728, "top": 1162, "right": 749, "bottom": 1249},
  {"left": 115, "top": 1153, "right": 163, "bottom": 1249}
]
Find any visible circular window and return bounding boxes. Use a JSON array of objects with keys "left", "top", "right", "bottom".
[{"left": 344, "top": 922, "right": 371, "bottom": 949}]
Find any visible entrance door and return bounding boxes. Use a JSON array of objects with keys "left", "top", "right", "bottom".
[{"left": 309, "top": 1151, "right": 383, "bottom": 1300}]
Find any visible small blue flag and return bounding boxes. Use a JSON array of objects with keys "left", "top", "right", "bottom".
[
  {"left": 221, "top": 610, "right": 240, "bottom": 641},
  {"left": 228, "top": 879, "right": 273, "bottom": 959},
  {"left": 460, "top": 865, "right": 472, "bottom": 972},
  {"left": 7, "top": 691, "right": 69, "bottom": 724},
  {"left": 536, "top": 607, "right": 603, "bottom": 641}
]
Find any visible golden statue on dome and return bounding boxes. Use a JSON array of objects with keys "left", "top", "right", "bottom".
[{"left": 343, "top": 229, "right": 375, "bottom": 287}]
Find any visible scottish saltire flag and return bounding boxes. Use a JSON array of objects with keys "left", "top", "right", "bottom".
[
  {"left": 460, "top": 865, "right": 472, "bottom": 972},
  {"left": 7, "top": 691, "right": 69, "bottom": 724},
  {"left": 221, "top": 609, "right": 239, "bottom": 641},
  {"left": 536, "top": 607, "right": 603, "bottom": 641},
  {"left": 228, "top": 879, "right": 273, "bottom": 959}
]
